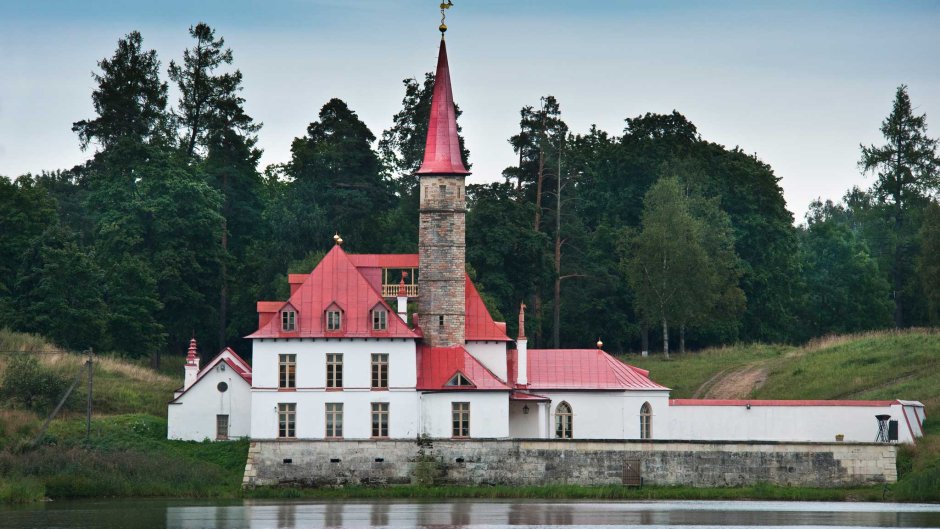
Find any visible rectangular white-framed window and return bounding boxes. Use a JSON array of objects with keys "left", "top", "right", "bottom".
[
  {"left": 372, "top": 309, "right": 387, "bottom": 331},
  {"left": 371, "top": 353, "right": 389, "bottom": 389},
  {"left": 325, "top": 402, "right": 343, "bottom": 438},
  {"left": 281, "top": 310, "right": 295, "bottom": 331},
  {"left": 278, "top": 403, "right": 296, "bottom": 438},
  {"left": 326, "top": 310, "right": 341, "bottom": 331},
  {"left": 326, "top": 353, "right": 343, "bottom": 388},
  {"left": 278, "top": 354, "right": 296, "bottom": 389},
  {"left": 452, "top": 402, "right": 470, "bottom": 438},
  {"left": 371, "top": 402, "right": 389, "bottom": 438}
]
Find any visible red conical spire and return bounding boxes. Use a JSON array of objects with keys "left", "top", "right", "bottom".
[{"left": 416, "top": 38, "right": 470, "bottom": 175}]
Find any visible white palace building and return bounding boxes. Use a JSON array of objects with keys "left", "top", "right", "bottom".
[{"left": 168, "top": 32, "right": 925, "bottom": 448}]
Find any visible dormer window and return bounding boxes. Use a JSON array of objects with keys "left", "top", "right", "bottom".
[
  {"left": 372, "top": 308, "right": 387, "bottom": 331},
  {"left": 281, "top": 310, "right": 296, "bottom": 332},
  {"left": 326, "top": 310, "right": 341, "bottom": 331},
  {"left": 445, "top": 372, "right": 474, "bottom": 387}
]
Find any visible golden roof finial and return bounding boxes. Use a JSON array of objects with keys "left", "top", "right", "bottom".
[
  {"left": 440, "top": 1, "right": 453, "bottom": 37},
  {"left": 333, "top": 233, "right": 343, "bottom": 246}
]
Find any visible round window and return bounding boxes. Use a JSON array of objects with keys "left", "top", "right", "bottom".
[{"left": 217, "top": 381, "right": 228, "bottom": 393}]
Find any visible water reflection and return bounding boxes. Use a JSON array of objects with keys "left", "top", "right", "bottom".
[{"left": 3, "top": 499, "right": 940, "bottom": 529}]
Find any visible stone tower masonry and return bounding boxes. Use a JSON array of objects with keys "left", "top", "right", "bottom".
[{"left": 417, "top": 37, "right": 469, "bottom": 347}]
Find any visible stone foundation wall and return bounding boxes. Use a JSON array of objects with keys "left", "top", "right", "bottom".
[{"left": 243, "top": 439, "right": 897, "bottom": 488}]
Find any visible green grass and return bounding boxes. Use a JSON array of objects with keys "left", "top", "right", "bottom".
[
  {"left": 245, "top": 483, "right": 887, "bottom": 502},
  {"left": 622, "top": 343, "right": 789, "bottom": 397}
]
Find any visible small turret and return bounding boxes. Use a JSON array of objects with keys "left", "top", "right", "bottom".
[{"left": 183, "top": 337, "right": 200, "bottom": 391}]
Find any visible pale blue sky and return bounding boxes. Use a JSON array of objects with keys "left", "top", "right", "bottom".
[{"left": 1, "top": 1, "right": 938, "bottom": 220}]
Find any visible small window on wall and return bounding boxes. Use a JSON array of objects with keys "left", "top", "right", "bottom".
[
  {"left": 326, "top": 402, "right": 343, "bottom": 438},
  {"left": 555, "top": 402, "right": 573, "bottom": 439},
  {"left": 278, "top": 403, "right": 296, "bottom": 438},
  {"left": 326, "top": 310, "right": 341, "bottom": 331},
  {"left": 452, "top": 402, "right": 470, "bottom": 438},
  {"left": 640, "top": 402, "right": 652, "bottom": 440},
  {"left": 281, "top": 310, "right": 296, "bottom": 331},
  {"left": 326, "top": 353, "right": 343, "bottom": 388},
  {"left": 371, "top": 353, "right": 389, "bottom": 389},
  {"left": 371, "top": 402, "right": 389, "bottom": 438},
  {"left": 278, "top": 354, "right": 296, "bottom": 389},
  {"left": 372, "top": 308, "right": 387, "bottom": 331}
]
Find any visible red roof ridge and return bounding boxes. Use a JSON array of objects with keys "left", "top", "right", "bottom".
[{"left": 670, "top": 399, "right": 901, "bottom": 407}]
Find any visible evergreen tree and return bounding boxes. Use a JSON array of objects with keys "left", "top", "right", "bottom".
[
  {"left": 859, "top": 85, "right": 940, "bottom": 327},
  {"left": 12, "top": 226, "right": 107, "bottom": 350},
  {"left": 170, "top": 22, "right": 263, "bottom": 351},
  {"left": 919, "top": 200, "right": 940, "bottom": 323},
  {"left": 281, "top": 98, "right": 392, "bottom": 256},
  {"left": 169, "top": 22, "right": 258, "bottom": 158},
  {"left": 72, "top": 31, "right": 169, "bottom": 150}
]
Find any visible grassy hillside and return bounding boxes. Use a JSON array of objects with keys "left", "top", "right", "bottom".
[
  {"left": 624, "top": 328, "right": 940, "bottom": 502},
  {"left": 0, "top": 330, "right": 247, "bottom": 503}
]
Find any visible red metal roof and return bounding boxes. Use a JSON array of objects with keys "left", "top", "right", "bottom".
[
  {"left": 510, "top": 391, "right": 550, "bottom": 402},
  {"left": 416, "top": 345, "right": 509, "bottom": 391},
  {"left": 670, "top": 399, "right": 899, "bottom": 407},
  {"left": 256, "top": 301, "right": 282, "bottom": 313},
  {"left": 465, "top": 275, "right": 510, "bottom": 341},
  {"left": 524, "top": 349, "right": 669, "bottom": 391},
  {"left": 169, "top": 347, "right": 252, "bottom": 403},
  {"left": 347, "top": 254, "right": 419, "bottom": 268},
  {"left": 247, "top": 245, "right": 418, "bottom": 339},
  {"left": 416, "top": 39, "right": 470, "bottom": 176}
]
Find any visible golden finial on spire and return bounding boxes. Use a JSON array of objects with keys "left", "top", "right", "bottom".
[
  {"left": 440, "top": 1, "right": 453, "bottom": 36},
  {"left": 333, "top": 233, "right": 343, "bottom": 246}
]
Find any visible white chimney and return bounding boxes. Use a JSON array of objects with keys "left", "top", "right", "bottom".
[
  {"left": 516, "top": 303, "right": 528, "bottom": 385},
  {"left": 396, "top": 278, "right": 408, "bottom": 319},
  {"left": 183, "top": 338, "right": 200, "bottom": 391}
]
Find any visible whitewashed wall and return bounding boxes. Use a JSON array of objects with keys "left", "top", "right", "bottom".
[
  {"left": 167, "top": 364, "right": 251, "bottom": 441},
  {"left": 535, "top": 391, "right": 670, "bottom": 439},
  {"left": 464, "top": 341, "right": 507, "bottom": 381},
  {"left": 508, "top": 401, "right": 547, "bottom": 438},
  {"left": 249, "top": 389, "right": 420, "bottom": 440},
  {"left": 419, "top": 392, "right": 509, "bottom": 438},
  {"left": 251, "top": 339, "right": 417, "bottom": 389},
  {"left": 664, "top": 402, "right": 921, "bottom": 443}
]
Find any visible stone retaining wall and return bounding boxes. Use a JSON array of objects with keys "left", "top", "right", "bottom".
[{"left": 243, "top": 439, "right": 897, "bottom": 488}]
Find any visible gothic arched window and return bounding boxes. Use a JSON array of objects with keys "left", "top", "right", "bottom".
[
  {"left": 640, "top": 402, "right": 652, "bottom": 439},
  {"left": 555, "top": 402, "right": 573, "bottom": 439}
]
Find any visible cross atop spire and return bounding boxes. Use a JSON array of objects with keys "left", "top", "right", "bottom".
[{"left": 416, "top": 38, "right": 470, "bottom": 176}]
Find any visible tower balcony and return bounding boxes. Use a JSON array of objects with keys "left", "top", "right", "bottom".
[{"left": 382, "top": 283, "right": 418, "bottom": 298}]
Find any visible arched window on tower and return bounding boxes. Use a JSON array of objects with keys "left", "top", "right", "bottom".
[
  {"left": 555, "top": 402, "right": 573, "bottom": 439},
  {"left": 640, "top": 402, "right": 652, "bottom": 439}
]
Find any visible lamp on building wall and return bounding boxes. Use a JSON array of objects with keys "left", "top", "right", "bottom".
[
  {"left": 746, "top": 403, "right": 751, "bottom": 410},
  {"left": 523, "top": 404, "right": 530, "bottom": 415}
]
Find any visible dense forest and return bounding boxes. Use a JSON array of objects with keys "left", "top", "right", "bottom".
[{"left": 1, "top": 26, "right": 938, "bottom": 364}]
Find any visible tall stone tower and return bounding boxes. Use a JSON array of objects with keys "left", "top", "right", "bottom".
[{"left": 417, "top": 37, "right": 469, "bottom": 347}]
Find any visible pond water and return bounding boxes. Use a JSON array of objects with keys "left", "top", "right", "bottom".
[{"left": 2, "top": 499, "right": 940, "bottom": 529}]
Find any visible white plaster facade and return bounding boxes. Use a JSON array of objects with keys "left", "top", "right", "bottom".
[
  {"left": 167, "top": 351, "right": 252, "bottom": 441},
  {"left": 665, "top": 401, "right": 924, "bottom": 444}
]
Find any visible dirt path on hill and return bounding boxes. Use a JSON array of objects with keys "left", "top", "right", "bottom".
[{"left": 697, "top": 365, "right": 769, "bottom": 399}]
